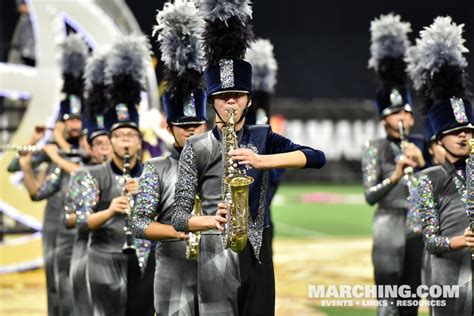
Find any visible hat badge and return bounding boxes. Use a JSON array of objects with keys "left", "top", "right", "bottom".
[
  {"left": 183, "top": 93, "right": 197, "bottom": 117},
  {"left": 219, "top": 59, "right": 235, "bottom": 89},
  {"left": 450, "top": 97, "right": 468, "bottom": 124},
  {"left": 115, "top": 103, "right": 130, "bottom": 122},
  {"left": 96, "top": 115, "right": 105, "bottom": 129},
  {"left": 69, "top": 95, "right": 81, "bottom": 115},
  {"left": 390, "top": 89, "right": 403, "bottom": 107}
]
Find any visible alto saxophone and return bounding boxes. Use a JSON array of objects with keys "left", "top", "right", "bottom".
[
  {"left": 221, "top": 108, "right": 254, "bottom": 252},
  {"left": 185, "top": 195, "right": 202, "bottom": 260},
  {"left": 121, "top": 147, "right": 136, "bottom": 254}
]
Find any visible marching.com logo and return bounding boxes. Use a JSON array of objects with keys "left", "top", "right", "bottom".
[{"left": 308, "top": 284, "right": 459, "bottom": 307}]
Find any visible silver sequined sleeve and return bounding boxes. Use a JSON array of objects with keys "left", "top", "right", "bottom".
[
  {"left": 171, "top": 141, "right": 197, "bottom": 232},
  {"left": 131, "top": 162, "right": 160, "bottom": 239},
  {"left": 416, "top": 174, "right": 451, "bottom": 254},
  {"left": 73, "top": 170, "right": 100, "bottom": 234},
  {"left": 361, "top": 140, "right": 395, "bottom": 205},
  {"left": 405, "top": 175, "right": 422, "bottom": 237},
  {"left": 32, "top": 166, "right": 62, "bottom": 201},
  {"left": 64, "top": 172, "right": 78, "bottom": 219}
]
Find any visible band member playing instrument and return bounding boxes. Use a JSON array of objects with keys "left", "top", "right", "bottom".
[
  {"left": 7, "top": 34, "right": 89, "bottom": 316},
  {"left": 363, "top": 13, "right": 427, "bottom": 315},
  {"left": 130, "top": 2, "right": 209, "bottom": 314},
  {"left": 69, "top": 36, "right": 154, "bottom": 316},
  {"left": 407, "top": 16, "right": 474, "bottom": 315},
  {"left": 170, "top": 2, "right": 326, "bottom": 314},
  {"left": 64, "top": 49, "right": 112, "bottom": 316}
]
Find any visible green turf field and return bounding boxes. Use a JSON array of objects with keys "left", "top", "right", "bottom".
[
  {"left": 316, "top": 306, "right": 429, "bottom": 316},
  {"left": 272, "top": 184, "right": 374, "bottom": 238},
  {"left": 272, "top": 184, "right": 431, "bottom": 316}
]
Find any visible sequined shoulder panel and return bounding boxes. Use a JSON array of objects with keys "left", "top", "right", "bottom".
[{"left": 131, "top": 161, "right": 161, "bottom": 239}]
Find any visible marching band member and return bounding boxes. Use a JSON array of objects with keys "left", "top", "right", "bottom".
[
  {"left": 8, "top": 34, "right": 89, "bottom": 316},
  {"left": 64, "top": 49, "right": 112, "bottom": 316},
  {"left": 131, "top": 2, "right": 208, "bottom": 313},
  {"left": 363, "top": 13, "right": 426, "bottom": 315},
  {"left": 69, "top": 36, "right": 154, "bottom": 316},
  {"left": 407, "top": 16, "right": 474, "bottom": 315},
  {"left": 170, "top": 1, "right": 326, "bottom": 314}
]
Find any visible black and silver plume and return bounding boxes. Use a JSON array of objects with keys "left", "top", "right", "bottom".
[
  {"left": 245, "top": 38, "right": 278, "bottom": 93},
  {"left": 198, "top": 0, "right": 254, "bottom": 65},
  {"left": 84, "top": 49, "right": 108, "bottom": 119},
  {"left": 104, "top": 35, "right": 151, "bottom": 107},
  {"left": 153, "top": 0, "right": 205, "bottom": 99},
  {"left": 59, "top": 33, "right": 89, "bottom": 79},
  {"left": 406, "top": 16, "right": 469, "bottom": 113},
  {"left": 368, "top": 13, "right": 412, "bottom": 93},
  {"left": 59, "top": 34, "right": 89, "bottom": 95}
]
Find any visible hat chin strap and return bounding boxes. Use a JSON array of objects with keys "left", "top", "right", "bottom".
[
  {"left": 439, "top": 142, "right": 467, "bottom": 162},
  {"left": 169, "top": 127, "right": 184, "bottom": 148}
]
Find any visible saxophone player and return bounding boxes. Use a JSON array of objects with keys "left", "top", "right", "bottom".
[
  {"left": 170, "top": 1, "right": 326, "bottom": 314},
  {"left": 130, "top": 2, "right": 209, "bottom": 314},
  {"left": 69, "top": 36, "right": 154, "bottom": 316}
]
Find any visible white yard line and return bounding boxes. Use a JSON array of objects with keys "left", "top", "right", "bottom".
[{"left": 275, "top": 222, "right": 331, "bottom": 237}]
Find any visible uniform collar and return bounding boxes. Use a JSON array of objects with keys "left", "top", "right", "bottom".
[
  {"left": 170, "top": 145, "right": 181, "bottom": 160},
  {"left": 443, "top": 158, "right": 468, "bottom": 182},
  {"left": 110, "top": 159, "right": 142, "bottom": 178}
]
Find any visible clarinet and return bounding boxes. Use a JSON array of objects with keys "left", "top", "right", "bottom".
[
  {"left": 0, "top": 143, "right": 89, "bottom": 158},
  {"left": 467, "top": 139, "right": 474, "bottom": 315},
  {"left": 398, "top": 120, "right": 414, "bottom": 178},
  {"left": 122, "top": 147, "right": 136, "bottom": 254}
]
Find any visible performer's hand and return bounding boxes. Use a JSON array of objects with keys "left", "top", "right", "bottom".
[
  {"left": 108, "top": 196, "right": 130, "bottom": 215},
  {"left": 125, "top": 179, "right": 139, "bottom": 195},
  {"left": 30, "top": 126, "right": 46, "bottom": 145},
  {"left": 464, "top": 227, "right": 474, "bottom": 248},
  {"left": 230, "top": 148, "right": 265, "bottom": 169},
  {"left": 403, "top": 143, "right": 425, "bottom": 168},
  {"left": 177, "top": 232, "right": 189, "bottom": 240},
  {"left": 214, "top": 202, "right": 228, "bottom": 231},
  {"left": 42, "top": 143, "right": 60, "bottom": 160},
  {"left": 18, "top": 152, "right": 33, "bottom": 169},
  {"left": 390, "top": 155, "right": 418, "bottom": 183},
  {"left": 53, "top": 121, "right": 71, "bottom": 151}
]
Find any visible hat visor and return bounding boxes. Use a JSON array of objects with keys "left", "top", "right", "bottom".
[
  {"left": 170, "top": 119, "right": 206, "bottom": 126},
  {"left": 211, "top": 90, "right": 250, "bottom": 96},
  {"left": 88, "top": 130, "right": 109, "bottom": 143},
  {"left": 381, "top": 104, "right": 412, "bottom": 117},
  {"left": 62, "top": 114, "right": 82, "bottom": 121},
  {"left": 440, "top": 123, "right": 474, "bottom": 135},
  {"left": 110, "top": 122, "right": 140, "bottom": 133}
]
